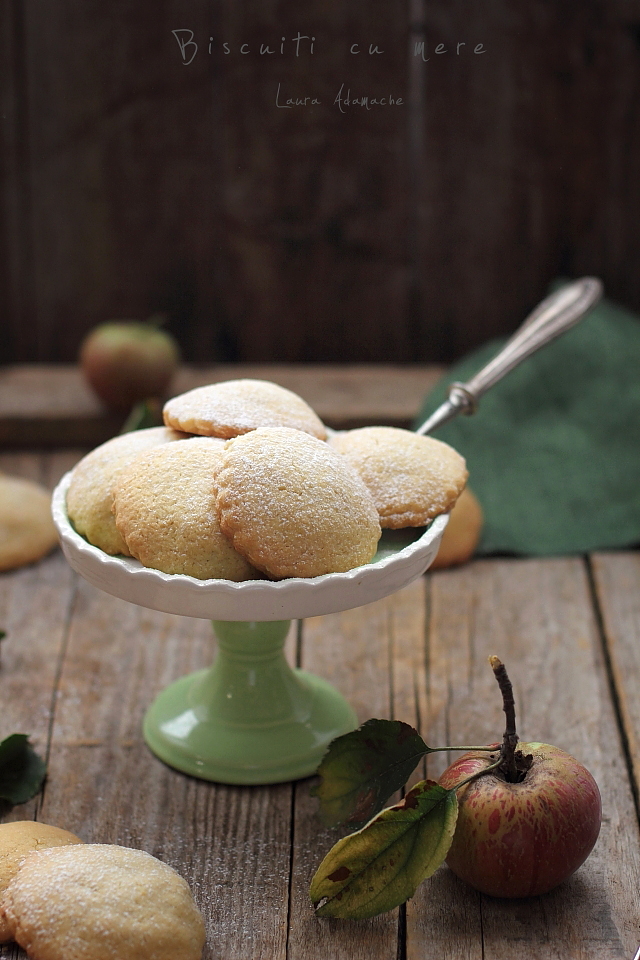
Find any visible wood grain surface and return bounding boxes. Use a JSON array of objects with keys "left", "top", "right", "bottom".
[
  {"left": 590, "top": 552, "right": 640, "bottom": 808},
  {"left": 2, "top": 3, "right": 640, "bottom": 364},
  {"left": 0, "top": 455, "right": 639, "bottom": 959}
]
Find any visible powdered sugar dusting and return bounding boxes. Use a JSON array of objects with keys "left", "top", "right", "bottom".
[
  {"left": 3, "top": 843, "right": 205, "bottom": 960},
  {"left": 330, "top": 426, "right": 468, "bottom": 527},
  {"left": 66, "top": 426, "right": 188, "bottom": 555},
  {"left": 215, "top": 427, "right": 381, "bottom": 578},
  {"left": 163, "top": 379, "right": 327, "bottom": 440},
  {"left": 113, "top": 437, "right": 255, "bottom": 581}
]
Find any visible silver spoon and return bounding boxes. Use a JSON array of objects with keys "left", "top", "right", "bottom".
[{"left": 415, "top": 277, "right": 603, "bottom": 436}]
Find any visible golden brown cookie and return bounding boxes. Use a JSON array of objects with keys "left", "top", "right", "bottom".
[
  {"left": 214, "top": 427, "right": 381, "bottom": 579},
  {"left": 0, "top": 475, "right": 58, "bottom": 572},
  {"left": 431, "top": 487, "right": 484, "bottom": 569},
  {"left": 113, "top": 437, "right": 257, "bottom": 580},
  {"left": 163, "top": 378, "right": 327, "bottom": 440},
  {"left": 1, "top": 843, "right": 205, "bottom": 960},
  {"left": 66, "top": 426, "right": 187, "bottom": 556},
  {"left": 0, "top": 821, "right": 82, "bottom": 942},
  {"left": 329, "top": 426, "right": 468, "bottom": 528}
]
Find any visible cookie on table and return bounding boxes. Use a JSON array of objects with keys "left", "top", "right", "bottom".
[
  {"left": 0, "top": 475, "right": 58, "bottom": 572},
  {"left": 0, "top": 821, "right": 82, "bottom": 942},
  {"left": 1, "top": 843, "right": 205, "bottom": 960},
  {"left": 214, "top": 427, "right": 381, "bottom": 579},
  {"left": 66, "top": 426, "right": 187, "bottom": 556},
  {"left": 329, "top": 426, "right": 468, "bottom": 528},
  {"left": 163, "top": 378, "right": 327, "bottom": 441},
  {"left": 113, "top": 436, "right": 257, "bottom": 581},
  {"left": 431, "top": 487, "right": 484, "bottom": 569}
]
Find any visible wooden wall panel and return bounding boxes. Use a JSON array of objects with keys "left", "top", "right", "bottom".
[
  {"left": 2, "top": 1, "right": 640, "bottom": 363},
  {"left": 215, "top": 0, "right": 411, "bottom": 362},
  {"left": 0, "top": 0, "right": 32, "bottom": 365},
  {"left": 18, "top": 0, "right": 220, "bottom": 361}
]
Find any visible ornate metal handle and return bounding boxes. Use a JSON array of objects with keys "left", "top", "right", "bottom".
[{"left": 415, "top": 277, "right": 603, "bottom": 436}]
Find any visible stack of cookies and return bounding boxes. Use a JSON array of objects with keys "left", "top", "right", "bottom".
[{"left": 66, "top": 379, "right": 468, "bottom": 581}]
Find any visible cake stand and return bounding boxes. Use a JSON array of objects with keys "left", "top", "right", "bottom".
[{"left": 52, "top": 473, "right": 447, "bottom": 785}]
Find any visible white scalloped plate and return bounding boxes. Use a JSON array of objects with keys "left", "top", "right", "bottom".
[{"left": 52, "top": 472, "right": 448, "bottom": 621}]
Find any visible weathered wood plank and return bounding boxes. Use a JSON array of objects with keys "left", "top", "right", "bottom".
[
  {"left": 590, "top": 552, "right": 640, "bottom": 799},
  {"left": 406, "top": 557, "right": 640, "bottom": 960},
  {"left": 0, "top": 551, "right": 75, "bottom": 782},
  {"left": 0, "top": 363, "right": 445, "bottom": 446},
  {"left": 287, "top": 592, "right": 413, "bottom": 960},
  {"left": 0, "top": 456, "right": 77, "bottom": 960},
  {"left": 37, "top": 582, "right": 293, "bottom": 960}
]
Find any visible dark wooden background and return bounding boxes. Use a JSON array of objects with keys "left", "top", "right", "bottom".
[{"left": 2, "top": 1, "right": 639, "bottom": 364}]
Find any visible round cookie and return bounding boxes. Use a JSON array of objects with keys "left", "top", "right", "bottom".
[
  {"left": 431, "top": 487, "right": 484, "bottom": 569},
  {"left": 0, "top": 475, "right": 58, "bottom": 572},
  {"left": 66, "top": 426, "right": 187, "bottom": 556},
  {"left": 0, "top": 821, "right": 82, "bottom": 942},
  {"left": 113, "top": 436, "right": 257, "bottom": 581},
  {"left": 163, "top": 378, "right": 327, "bottom": 440},
  {"left": 1, "top": 843, "right": 205, "bottom": 960},
  {"left": 329, "top": 426, "right": 468, "bottom": 528},
  {"left": 214, "top": 427, "right": 381, "bottom": 579}
]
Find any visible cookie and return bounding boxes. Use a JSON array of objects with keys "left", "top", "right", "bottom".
[
  {"left": 0, "top": 821, "right": 82, "bottom": 942},
  {"left": 1, "top": 843, "right": 205, "bottom": 960},
  {"left": 0, "top": 475, "right": 58, "bottom": 572},
  {"left": 113, "top": 437, "right": 257, "bottom": 580},
  {"left": 214, "top": 427, "right": 381, "bottom": 579},
  {"left": 329, "top": 426, "right": 468, "bottom": 528},
  {"left": 163, "top": 378, "right": 327, "bottom": 440},
  {"left": 431, "top": 487, "right": 484, "bottom": 569},
  {"left": 66, "top": 426, "right": 187, "bottom": 556}
]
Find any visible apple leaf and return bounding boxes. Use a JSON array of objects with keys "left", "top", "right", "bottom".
[
  {"left": 310, "top": 779, "right": 458, "bottom": 919},
  {"left": 119, "top": 399, "right": 163, "bottom": 434},
  {"left": 0, "top": 734, "right": 47, "bottom": 805},
  {"left": 311, "top": 719, "right": 430, "bottom": 828}
]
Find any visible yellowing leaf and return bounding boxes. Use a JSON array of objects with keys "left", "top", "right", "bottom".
[{"left": 310, "top": 780, "right": 458, "bottom": 919}]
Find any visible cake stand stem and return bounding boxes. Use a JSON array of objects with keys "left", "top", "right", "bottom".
[{"left": 143, "top": 619, "right": 358, "bottom": 785}]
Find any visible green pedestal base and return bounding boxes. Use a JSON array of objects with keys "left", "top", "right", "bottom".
[{"left": 143, "top": 620, "right": 357, "bottom": 785}]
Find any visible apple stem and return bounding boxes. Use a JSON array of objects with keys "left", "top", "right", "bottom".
[{"left": 489, "top": 655, "right": 531, "bottom": 783}]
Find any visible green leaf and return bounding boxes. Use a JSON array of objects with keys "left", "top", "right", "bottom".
[
  {"left": 310, "top": 779, "right": 458, "bottom": 919},
  {"left": 0, "top": 734, "right": 47, "bottom": 805},
  {"left": 311, "top": 719, "right": 430, "bottom": 828},
  {"left": 119, "top": 399, "right": 164, "bottom": 434}
]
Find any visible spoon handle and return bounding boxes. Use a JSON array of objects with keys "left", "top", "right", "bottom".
[{"left": 415, "top": 276, "right": 603, "bottom": 436}]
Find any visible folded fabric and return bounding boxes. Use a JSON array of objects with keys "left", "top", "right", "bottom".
[{"left": 414, "top": 284, "right": 640, "bottom": 555}]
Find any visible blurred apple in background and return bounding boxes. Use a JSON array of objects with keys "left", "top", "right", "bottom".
[{"left": 79, "top": 317, "right": 180, "bottom": 413}]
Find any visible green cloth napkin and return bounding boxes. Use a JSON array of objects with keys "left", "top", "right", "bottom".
[{"left": 415, "top": 286, "right": 640, "bottom": 556}]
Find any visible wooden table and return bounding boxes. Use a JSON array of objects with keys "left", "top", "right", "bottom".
[{"left": 1, "top": 367, "right": 640, "bottom": 959}]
